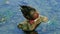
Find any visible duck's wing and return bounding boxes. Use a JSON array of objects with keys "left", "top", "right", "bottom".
[{"left": 18, "top": 20, "right": 28, "bottom": 30}]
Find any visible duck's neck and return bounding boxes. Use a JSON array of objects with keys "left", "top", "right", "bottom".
[{"left": 28, "top": 15, "right": 40, "bottom": 24}]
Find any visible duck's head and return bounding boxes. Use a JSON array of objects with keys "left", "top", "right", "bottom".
[{"left": 20, "top": 5, "right": 39, "bottom": 20}]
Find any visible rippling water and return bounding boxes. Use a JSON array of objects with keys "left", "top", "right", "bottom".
[{"left": 0, "top": 0, "right": 60, "bottom": 34}]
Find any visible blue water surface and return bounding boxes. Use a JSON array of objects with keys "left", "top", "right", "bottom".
[{"left": 0, "top": 0, "right": 60, "bottom": 34}]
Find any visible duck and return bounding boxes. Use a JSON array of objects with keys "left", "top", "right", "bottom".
[{"left": 18, "top": 5, "right": 48, "bottom": 31}]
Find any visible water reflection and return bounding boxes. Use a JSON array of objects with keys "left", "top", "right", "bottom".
[{"left": 24, "top": 31, "right": 38, "bottom": 34}]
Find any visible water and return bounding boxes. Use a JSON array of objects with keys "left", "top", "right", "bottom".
[{"left": 0, "top": 0, "right": 60, "bottom": 34}]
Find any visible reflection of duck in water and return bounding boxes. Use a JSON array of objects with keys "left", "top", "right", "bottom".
[
  {"left": 24, "top": 30, "right": 38, "bottom": 34},
  {"left": 18, "top": 5, "right": 48, "bottom": 33}
]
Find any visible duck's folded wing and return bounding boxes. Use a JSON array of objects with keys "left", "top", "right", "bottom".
[
  {"left": 40, "top": 15, "right": 48, "bottom": 22},
  {"left": 18, "top": 20, "right": 28, "bottom": 30}
]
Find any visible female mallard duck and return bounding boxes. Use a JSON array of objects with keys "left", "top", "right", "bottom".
[{"left": 18, "top": 5, "right": 48, "bottom": 31}]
